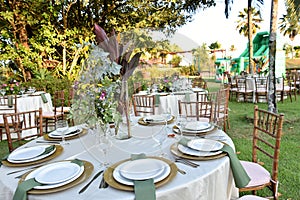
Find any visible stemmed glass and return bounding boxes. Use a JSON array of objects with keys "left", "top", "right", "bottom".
[
  {"left": 0, "top": 89, "right": 6, "bottom": 96},
  {"left": 56, "top": 120, "right": 69, "bottom": 145},
  {"left": 20, "top": 87, "right": 26, "bottom": 97},
  {"left": 161, "top": 107, "right": 172, "bottom": 126},
  {"left": 175, "top": 114, "right": 187, "bottom": 139},
  {"left": 152, "top": 126, "right": 168, "bottom": 157},
  {"left": 96, "top": 123, "right": 112, "bottom": 167}
]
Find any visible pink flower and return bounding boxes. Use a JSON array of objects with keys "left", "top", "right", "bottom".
[{"left": 99, "top": 91, "right": 106, "bottom": 100}]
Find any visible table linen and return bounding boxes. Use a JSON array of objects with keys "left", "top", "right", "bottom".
[{"left": 0, "top": 122, "right": 239, "bottom": 200}]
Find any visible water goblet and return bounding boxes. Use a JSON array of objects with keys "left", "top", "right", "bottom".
[
  {"left": 175, "top": 114, "right": 187, "bottom": 139},
  {"left": 0, "top": 89, "right": 6, "bottom": 96},
  {"left": 20, "top": 87, "right": 26, "bottom": 97},
  {"left": 152, "top": 126, "right": 168, "bottom": 157},
  {"left": 161, "top": 107, "right": 172, "bottom": 126},
  {"left": 97, "top": 134, "right": 112, "bottom": 167},
  {"left": 56, "top": 120, "right": 69, "bottom": 145}
]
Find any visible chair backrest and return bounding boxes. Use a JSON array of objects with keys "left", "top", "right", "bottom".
[
  {"left": 0, "top": 95, "right": 18, "bottom": 127},
  {"left": 214, "top": 88, "right": 229, "bottom": 122},
  {"left": 236, "top": 77, "right": 247, "bottom": 91},
  {"left": 132, "top": 95, "right": 155, "bottom": 116},
  {"left": 252, "top": 105, "right": 284, "bottom": 185},
  {"left": 178, "top": 100, "right": 213, "bottom": 122},
  {"left": 254, "top": 77, "right": 268, "bottom": 92},
  {"left": 4, "top": 108, "right": 43, "bottom": 152}
]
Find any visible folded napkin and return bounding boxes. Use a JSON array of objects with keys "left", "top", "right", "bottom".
[
  {"left": 178, "top": 138, "right": 250, "bottom": 188},
  {"left": 40, "top": 93, "right": 48, "bottom": 103},
  {"left": 13, "top": 159, "right": 84, "bottom": 200},
  {"left": 40, "top": 145, "right": 55, "bottom": 156},
  {"left": 8, "top": 95, "right": 13, "bottom": 107},
  {"left": 154, "top": 94, "right": 160, "bottom": 107},
  {"left": 0, "top": 154, "right": 9, "bottom": 167},
  {"left": 131, "top": 153, "right": 156, "bottom": 200},
  {"left": 184, "top": 93, "right": 191, "bottom": 102}
]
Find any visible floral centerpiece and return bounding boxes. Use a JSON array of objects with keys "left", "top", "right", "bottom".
[
  {"left": 1, "top": 79, "right": 20, "bottom": 95},
  {"left": 158, "top": 75, "right": 179, "bottom": 92},
  {"left": 70, "top": 24, "right": 141, "bottom": 138}
]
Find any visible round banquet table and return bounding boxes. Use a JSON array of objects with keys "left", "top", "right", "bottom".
[{"left": 0, "top": 119, "right": 239, "bottom": 200}]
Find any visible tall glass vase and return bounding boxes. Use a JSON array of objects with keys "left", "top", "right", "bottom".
[{"left": 115, "top": 80, "right": 131, "bottom": 139}]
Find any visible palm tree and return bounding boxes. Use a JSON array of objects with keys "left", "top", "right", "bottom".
[
  {"left": 236, "top": 7, "right": 263, "bottom": 74},
  {"left": 279, "top": 0, "right": 300, "bottom": 58}
]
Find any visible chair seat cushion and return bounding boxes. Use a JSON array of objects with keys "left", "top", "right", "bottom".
[
  {"left": 238, "top": 195, "right": 268, "bottom": 200},
  {"left": 241, "top": 161, "right": 271, "bottom": 188},
  {"left": 42, "top": 111, "right": 63, "bottom": 118}
]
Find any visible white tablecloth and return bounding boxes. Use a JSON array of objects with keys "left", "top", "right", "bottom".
[
  {"left": 0, "top": 120, "right": 239, "bottom": 200},
  {"left": 0, "top": 93, "right": 53, "bottom": 139}
]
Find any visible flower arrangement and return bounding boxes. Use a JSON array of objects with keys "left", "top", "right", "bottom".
[
  {"left": 1, "top": 79, "right": 20, "bottom": 95},
  {"left": 158, "top": 74, "right": 179, "bottom": 92},
  {"left": 70, "top": 24, "right": 141, "bottom": 137}
]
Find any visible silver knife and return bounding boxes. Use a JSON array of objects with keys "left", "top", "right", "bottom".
[{"left": 78, "top": 170, "right": 104, "bottom": 194}]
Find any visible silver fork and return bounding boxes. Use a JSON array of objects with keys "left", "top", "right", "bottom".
[{"left": 174, "top": 158, "right": 199, "bottom": 168}]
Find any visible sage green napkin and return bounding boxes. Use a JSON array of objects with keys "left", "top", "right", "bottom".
[
  {"left": 40, "top": 145, "right": 55, "bottom": 156},
  {"left": 13, "top": 159, "right": 84, "bottom": 200},
  {"left": 40, "top": 93, "right": 48, "bottom": 103},
  {"left": 178, "top": 138, "right": 250, "bottom": 188},
  {"left": 184, "top": 93, "right": 190, "bottom": 102},
  {"left": 8, "top": 95, "right": 13, "bottom": 107},
  {"left": 154, "top": 94, "right": 160, "bottom": 107},
  {"left": 131, "top": 153, "right": 156, "bottom": 200},
  {"left": 0, "top": 154, "right": 9, "bottom": 167}
]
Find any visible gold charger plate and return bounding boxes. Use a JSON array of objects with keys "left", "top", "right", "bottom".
[
  {"left": 172, "top": 125, "right": 217, "bottom": 136},
  {"left": 19, "top": 160, "right": 93, "bottom": 194},
  {"left": 170, "top": 143, "right": 226, "bottom": 161},
  {"left": 44, "top": 129, "right": 87, "bottom": 141},
  {"left": 103, "top": 156, "right": 177, "bottom": 191},
  {"left": 138, "top": 116, "right": 175, "bottom": 126},
  {"left": 2, "top": 145, "right": 63, "bottom": 167}
]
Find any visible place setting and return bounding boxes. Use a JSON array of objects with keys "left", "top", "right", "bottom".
[
  {"left": 1, "top": 144, "right": 63, "bottom": 167},
  {"left": 12, "top": 159, "right": 93, "bottom": 199},
  {"left": 170, "top": 137, "right": 227, "bottom": 160},
  {"left": 43, "top": 122, "right": 87, "bottom": 142},
  {"left": 172, "top": 120, "right": 217, "bottom": 136},
  {"left": 102, "top": 154, "right": 178, "bottom": 198},
  {"left": 138, "top": 114, "right": 175, "bottom": 126}
]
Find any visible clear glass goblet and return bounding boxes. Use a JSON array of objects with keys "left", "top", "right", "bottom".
[{"left": 56, "top": 120, "right": 69, "bottom": 145}]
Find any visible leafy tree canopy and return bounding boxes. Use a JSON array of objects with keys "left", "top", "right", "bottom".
[{"left": 0, "top": 0, "right": 216, "bottom": 82}]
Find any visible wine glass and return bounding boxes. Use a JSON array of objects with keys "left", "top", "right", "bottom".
[
  {"left": 152, "top": 126, "right": 168, "bottom": 157},
  {"left": 161, "top": 107, "right": 172, "bottom": 126},
  {"left": 0, "top": 89, "right": 6, "bottom": 96},
  {"left": 97, "top": 134, "right": 112, "bottom": 167},
  {"left": 20, "top": 87, "right": 26, "bottom": 97},
  {"left": 56, "top": 120, "right": 69, "bottom": 145},
  {"left": 175, "top": 114, "right": 187, "bottom": 139}
]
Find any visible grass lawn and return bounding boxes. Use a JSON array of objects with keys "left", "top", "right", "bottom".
[{"left": 0, "top": 79, "right": 299, "bottom": 199}]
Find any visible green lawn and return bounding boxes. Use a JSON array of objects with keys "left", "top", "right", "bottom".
[{"left": 0, "top": 79, "right": 299, "bottom": 199}]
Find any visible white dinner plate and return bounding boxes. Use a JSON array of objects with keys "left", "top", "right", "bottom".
[
  {"left": 143, "top": 115, "right": 165, "bottom": 123},
  {"left": 113, "top": 159, "right": 170, "bottom": 186},
  {"left": 187, "top": 138, "right": 224, "bottom": 152},
  {"left": 175, "top": 124, "right": 215, "bottom": 134},
  {"left": 7, "top": 145, "right": 56, "bottom": 163},
  {"left": 8, "top": 146, "right": 47, "bottom": 161},
  {"left": 48, "top": 126, "right": 82, "bottom": 138},
  {"left": 184, "top": 122, "right": 212, "bottom": 131},
  {"left": 34, "top": 162, "right": 81, "bottom": 185},
  {"left": 119, "top": 159, "right": 166, "bottom": 180},
  {"left": 25, "top": 161, "right": 84, "bottom": 189},
  {"left": 178, "top": 144, "right": 222, "bottom": 157}
]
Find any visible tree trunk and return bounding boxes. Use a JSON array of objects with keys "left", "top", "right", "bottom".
[
  {"left": 268, "top": 0, "right": 278, "bottom": 113},
  {"left": 248, "top": 0, "right": 254, "bottom": 75}
]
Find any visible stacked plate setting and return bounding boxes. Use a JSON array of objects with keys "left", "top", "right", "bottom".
[
  {"left": 175, "top": 121, "right": 215, "bottom": 135},
  {"left": 48, "top": 126, "right": 82, "bottom": 139},
  {"left": 7, "top": 145, "right": 57, "bottom": 164},
  {"left": 113, "top": 158, "right": 171, "bottom": 186},
  {"left": 143, "top": 115, "right": 173, "bottom": 124},
  {"left": 177, "top": 138, "right": 224, "bottom": 157},
  {"left": 24, "top": 160, "right": 85, "bottom": 190}
]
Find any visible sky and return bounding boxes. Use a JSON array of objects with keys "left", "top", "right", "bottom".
[{"left": 171, "top": 0, "right": 289, "bottom": 57}]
